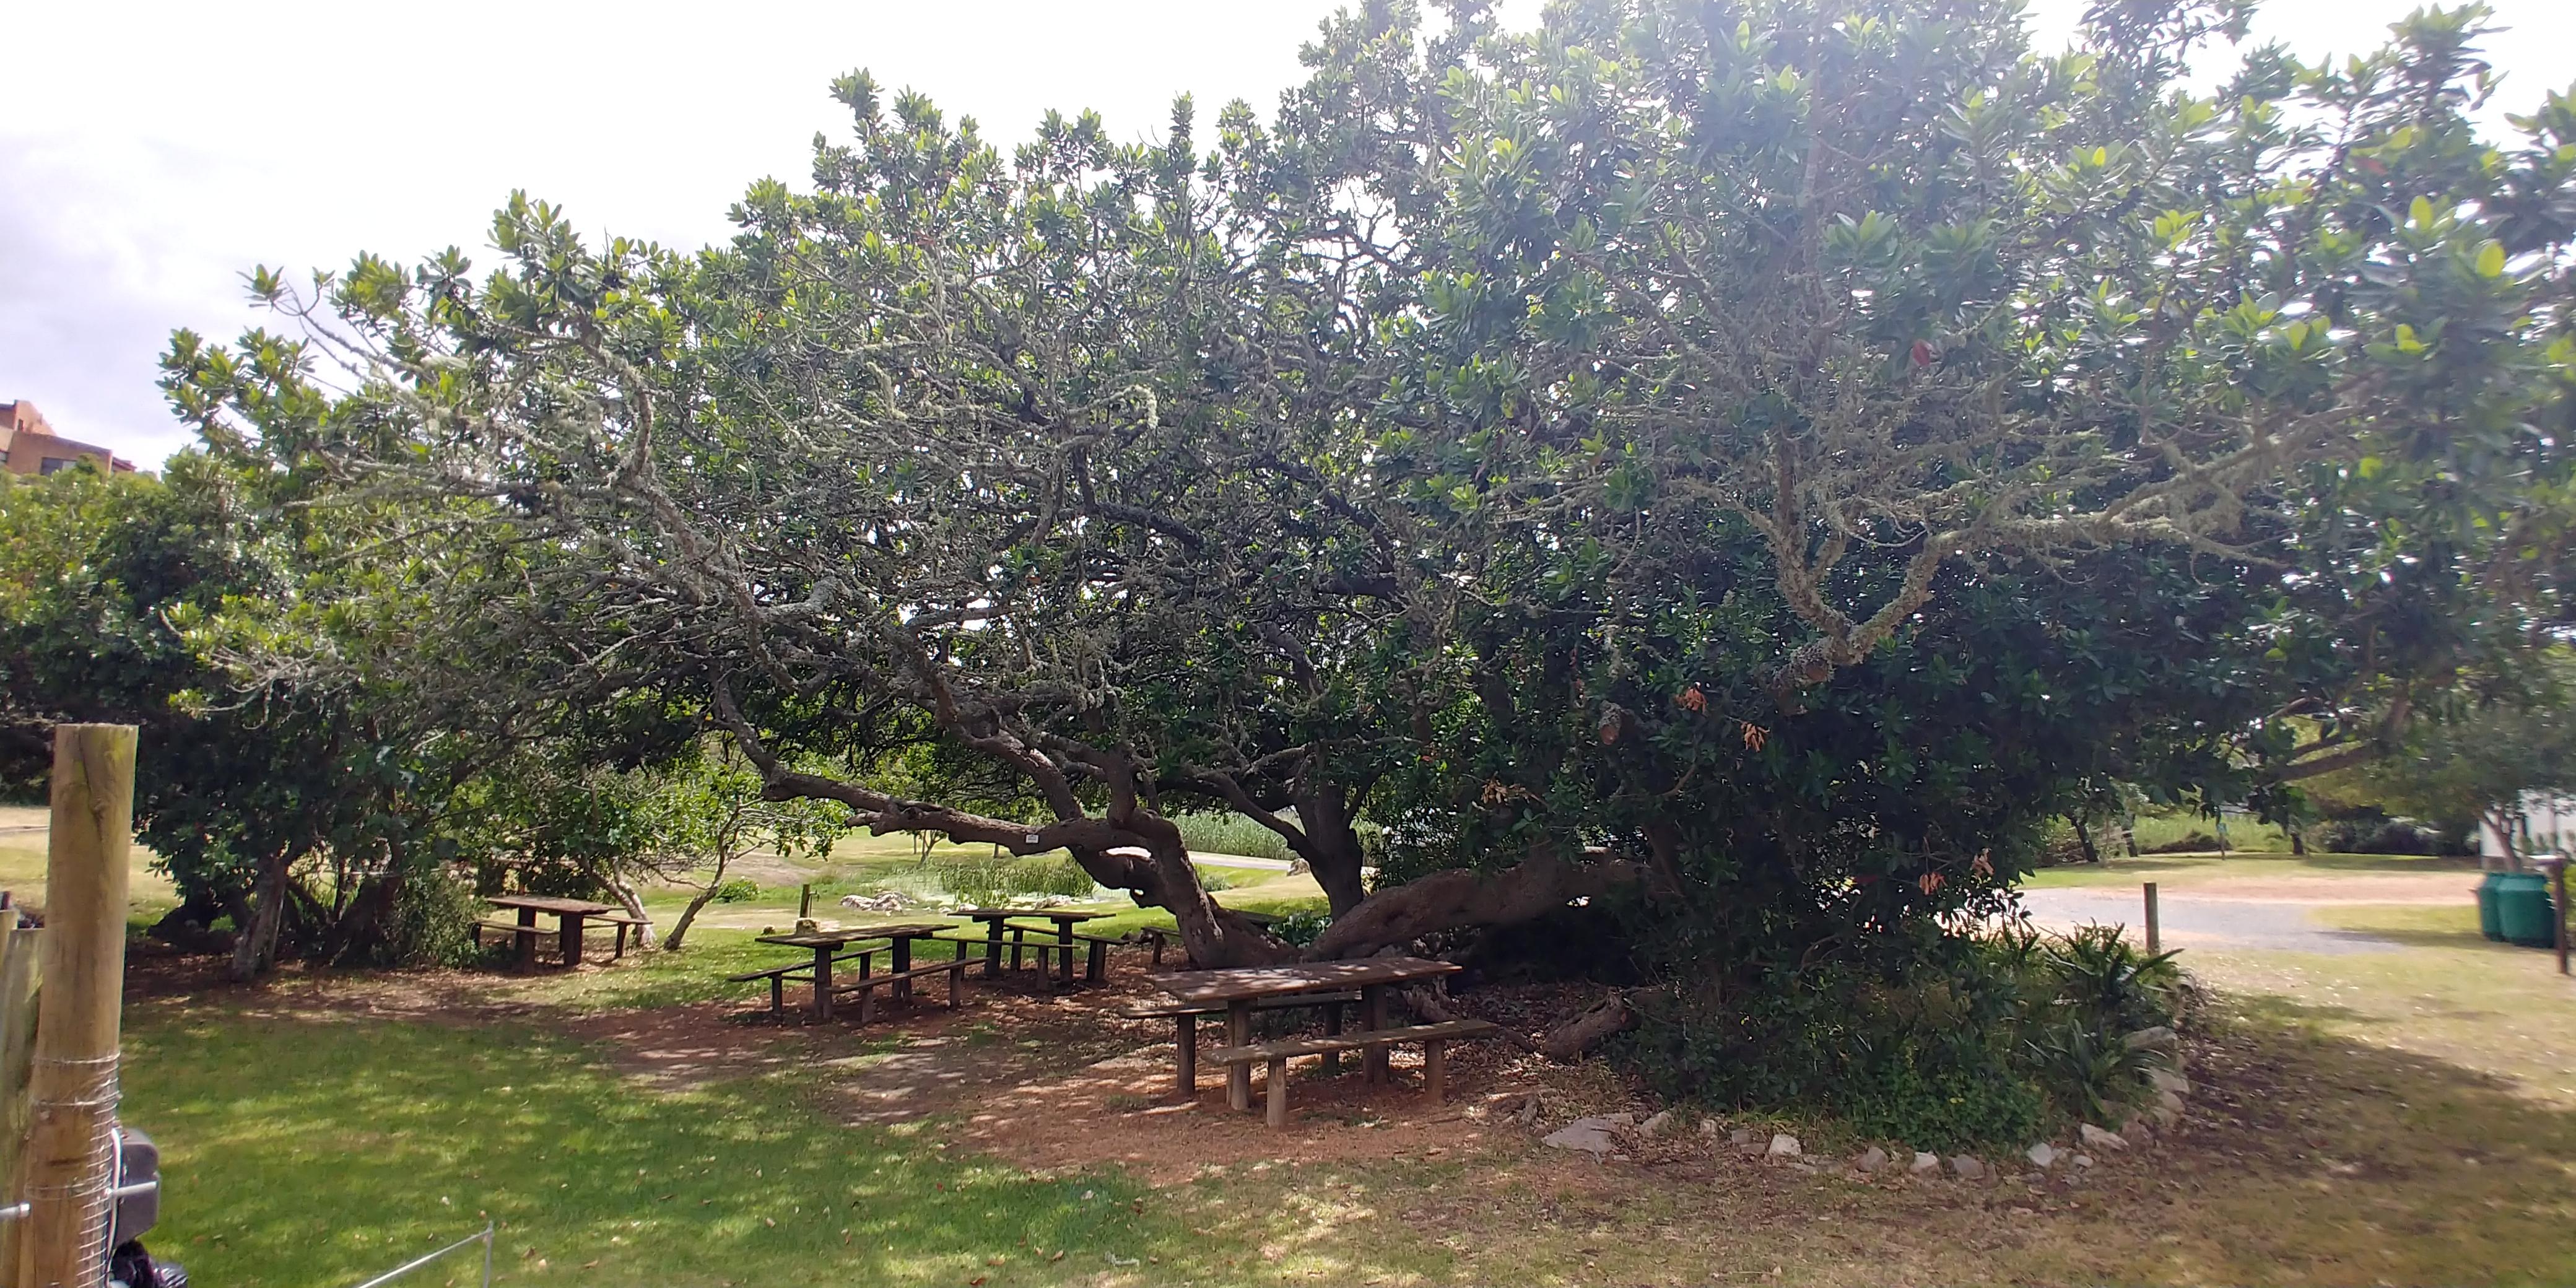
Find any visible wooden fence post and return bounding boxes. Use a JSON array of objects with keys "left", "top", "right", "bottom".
[
  {"left": 0, "top": 904, "right": 46, "bottom": 1281},
  {"left": 21, "top": 725, "right": 136, "bottom": 1288},
  {"left": 2143, "top": 882, "right": 2161, "bottom": 956}
]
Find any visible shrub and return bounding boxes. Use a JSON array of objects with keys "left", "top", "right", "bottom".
[
  {"left": 2043, "top": 924, "right": 2180, "bottom": 1037},
  {"left": 1617, "top": 923, "right": 2180, "bottom": 1150},
  {"left": 2023, "top": 1017, "right": 2156, "bottom": 1125},
  {"left": 2139, "top": 829, "right": 2222, "bottom": 854},
  {"left": 1838, "top": 1051, "right": 2048, "bottom": 1154},
  {"left": 1004, "top": 858, "right": 1096, "bottom": 899},
  {"left": 1171, "top": 812, "right": 1294, "bottom": 863},
  {"left": 710, "top": 877, "right": 762, "bottom": 903},
  {"left": 2318, "top": 812, "right": 2445, "bottom": 855},
  {"left": 1269, "top": 908, "right": 1331, "bottom": 947},
  {"left": 370, "top": 868, "right": 484, "bottom": 968},
  {"left": 932, "top": 856, "right": 1096, "bottom": 903}
]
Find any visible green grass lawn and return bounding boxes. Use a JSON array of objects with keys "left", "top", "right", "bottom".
[{"left": 127, "top": 1000, "right": 1201, "bottom": 1288}]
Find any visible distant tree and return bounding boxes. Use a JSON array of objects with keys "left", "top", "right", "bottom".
[
  {"left": 2364, "top": 656, "right": 2576, "bottom": 869},
  {"left": 649, "top": 750, "right": 848, "bottom": 951}
]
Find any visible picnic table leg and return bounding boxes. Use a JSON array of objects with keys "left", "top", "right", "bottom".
[
  {"left": 1227, "top": 1000, "right": 1253, "bottom": 1112},
  {"left": 811, "top": 946, "right": 835, "bottom": 1023},
  {"left": 1266, "top": 1055, "right": 1289, "bottom": 1128},
  {"left": 515, "top": 907, "right": 539, "bottom": 972},
  {"left": 1175, "top": 1017, "right": 1197, "bottom": 1097},
  {"left": 891, "top": 936, "right": 913, "bottom": 1001},
  {"left": 983, "top": 921, "right": 1004, "bottom": 978},
  {"left": 560, "top": 914, "right": 586, "bottom": 968},
  {"left": 1056, "top": 921, "right": 1076, "bottom": 983},
  {"left": 1086, "top": 939, "right": 1107, "bottom": 983},
  {"left": 1362, "top": 985, "right": 1390, "bottom": 1084},
  {"left": 1321, "top": 1002, "right": 1343, "bottom": 1076},
  {"left": 1009, "top": 925, "right": 1025, "bottom": 972},
  {"left": 1424, "top": 1038, "right": 1447, "bottom": 1102}
]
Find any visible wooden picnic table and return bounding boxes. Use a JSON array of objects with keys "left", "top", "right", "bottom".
[
  {"left": 1152, "top": 955, "right": 1461, "bottom": 1110},
  {"left": 755, "top": 922, "right": 959, "bottom": 1021},
  {"left": 952, "top": 908, "right": 1107, "bottom": 982},
  {"left": 485, "top": 895, "right": 620, "bottom": 968}
]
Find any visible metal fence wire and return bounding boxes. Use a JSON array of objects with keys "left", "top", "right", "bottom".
[{"left": 347, "top": 1222, "right": 495, "bottom": 1288}]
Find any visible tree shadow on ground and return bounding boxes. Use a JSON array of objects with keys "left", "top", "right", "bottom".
[{"left": 118, "top": 957, "right": 2576, "bottom": 1288}]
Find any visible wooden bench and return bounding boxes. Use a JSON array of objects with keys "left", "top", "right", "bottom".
[
  {"left": 472, "top": 919, "right": 546, "bottom": 969},
  {"left": 1064, "top": 931, "right": 1144, "bottom": 982},
  {"left": 935, "top": 932, "right": 1091, "bottom": 980},
  {"left": 839, "top": 957, "right": 973, "bottom": 1024},
  {"left": 474, "top": 912, "right": 654, "bottom": 965},
  {"left": 1118, "top": 991, "right": 1362, "bottom": 1094},
  {"left": 1208, "top": 1019, "right": 1500, "bottom": 1127},
  {"left": 729, "top": 950, "right": 878, "bottom": 1016},
  {"left": 593, "top": 912, "right": 650, "bottom": 959}
]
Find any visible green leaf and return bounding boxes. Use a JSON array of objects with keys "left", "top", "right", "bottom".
[
  {"left": 2409, "top": 196, "right": 2434, "bottom": 229},
  {"left": 2475, "top": 240, "right": 2505, "bottom": 278}
]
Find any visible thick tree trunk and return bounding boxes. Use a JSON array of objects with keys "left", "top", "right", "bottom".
[
  {"left": 2068, "top": 813, "right": 2099, "bottom": 864},
  {"left": 1289, "top": 783, "right": 1370, "bottom": 916},
  {"left": 227, "top": 846, "right": 297, "bottom": 981},
  {"left": 662, "top": 857, "right": 728, "bottom": 951},
  {"left": 1305, "top": 842, "right": 1651, "bottom": 961},
  {"left": 1097, "top": 816, "right": 1295, "bottom": 968},
  {"left": 609, "top": 876, "right": 654, "bottom": 949},
  {"left": 1539, "top": 991, "right": 1635, "bottom": 1061},
  {"left": 2485, "top": 806, "right": 2524, "bottom": 872}
]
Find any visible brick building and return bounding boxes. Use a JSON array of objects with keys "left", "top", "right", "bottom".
[{"left": 0, "top": 400, "right": 136, "bottom": 476}]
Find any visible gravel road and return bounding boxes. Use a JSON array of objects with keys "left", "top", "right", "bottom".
[{"left": 2016, "top": 887, "right": 2404, "bottom": 954}]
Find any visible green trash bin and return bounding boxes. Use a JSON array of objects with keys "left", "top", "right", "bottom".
[
  {"left": 2479, "top": 870, "right": 2508, "bottom": 941},
  {"left": 2496, "top": 871, "right": 2557, "bottom": 948}
]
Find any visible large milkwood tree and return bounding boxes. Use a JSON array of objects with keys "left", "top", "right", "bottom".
[{"left": 167, "top": 0, "right": 2574, "bottom": 971}]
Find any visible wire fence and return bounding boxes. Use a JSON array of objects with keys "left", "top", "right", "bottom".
[{"left": 348, "top": 1222, "right": 494, "bottom": 1288}]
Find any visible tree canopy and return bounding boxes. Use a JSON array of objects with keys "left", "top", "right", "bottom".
[{"left": 142, "top": 0, "right": 2576, "bottom": 991}]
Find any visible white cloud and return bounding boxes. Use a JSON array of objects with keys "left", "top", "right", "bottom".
[{"left": 3, "top": 0, "right": 2567, "bottom": 466}]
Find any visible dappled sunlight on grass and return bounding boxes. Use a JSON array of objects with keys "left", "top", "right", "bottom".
[
  {"left": 126, "top": 1000, "right": 1175, "bottom": 1288},
  {"left": 2190, "top": 907, "right": 2576, "bottom": 1107}
]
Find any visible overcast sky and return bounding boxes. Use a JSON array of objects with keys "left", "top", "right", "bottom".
[{"left": 6, "top": 1, "right": 2570, "bottom": 468}]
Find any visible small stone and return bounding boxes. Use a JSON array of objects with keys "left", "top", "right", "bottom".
[
  {"left": 1640, "top": 1110, "right": 1677, "bottom": 1137},
  {"left": 2155, "top": 1088, "right": 2186, "bottom": 1115},
  {"left": 2024, "top": 1142, "right": 2060, "bottom": 1169},
  {"left": 1854, "top": 1146, "right": 1889, "bottom": 1172},
  {"left": 2122, "top": 1025, "right": 2177, "bottom": 1051},
  {"left": 1765, "top": 1133, "right": 1802, "bottom": 1159},
  {"left": 1515, "top": 1095, "right": 1543, "bottom": 1126},
  {"left": 1700, "top": 1119, "right": 1721, "bottom": 1138},
  {"left": 1730, "top": 1128, "right": 1760, "bottom": 1147},
  {"left": 1604, "top": 1112, "right": 1635, "bottom": 1126},
  {"left": 2079, "top": 1123, "right": 2128, "bottom": 1152},
  {"left": 1908, "top": 1151, "right": 1941, "bottom": 1175},
  {"left": 1541, "top": 1117, "right": 1623, "bottom": 1154},
  {"left": 2072, "top": 1152, "right": 2095, "bottom": 1168},
  {"left": 2149, "top": 1105, "right": 2180, "bottom": 1131},
  {"left": 2147, "top": 1068, "right": 2190, "bottom": 1096},
  {"left": 1947, "top": 1155, "right": 1985, "bottom": 1180}
]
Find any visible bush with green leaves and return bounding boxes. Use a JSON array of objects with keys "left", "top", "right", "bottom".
[
  {"left": 710, "top": 878, "right": 762, "bottom": 904},
  {"left": 1622, "top": 922, "right": 2180, "bottom": 1149},
  {"left": 931, "top": 856, "right": 1096, "bottom": 905}
]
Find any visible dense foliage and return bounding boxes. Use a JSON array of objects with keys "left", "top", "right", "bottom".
[{"left": 9, "top": 0, "right": 2562, "bottom": 1139}]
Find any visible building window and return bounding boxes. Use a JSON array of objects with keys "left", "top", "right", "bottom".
[{"left": 38, "top": 458, "right": 71, "bottom": 475}]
